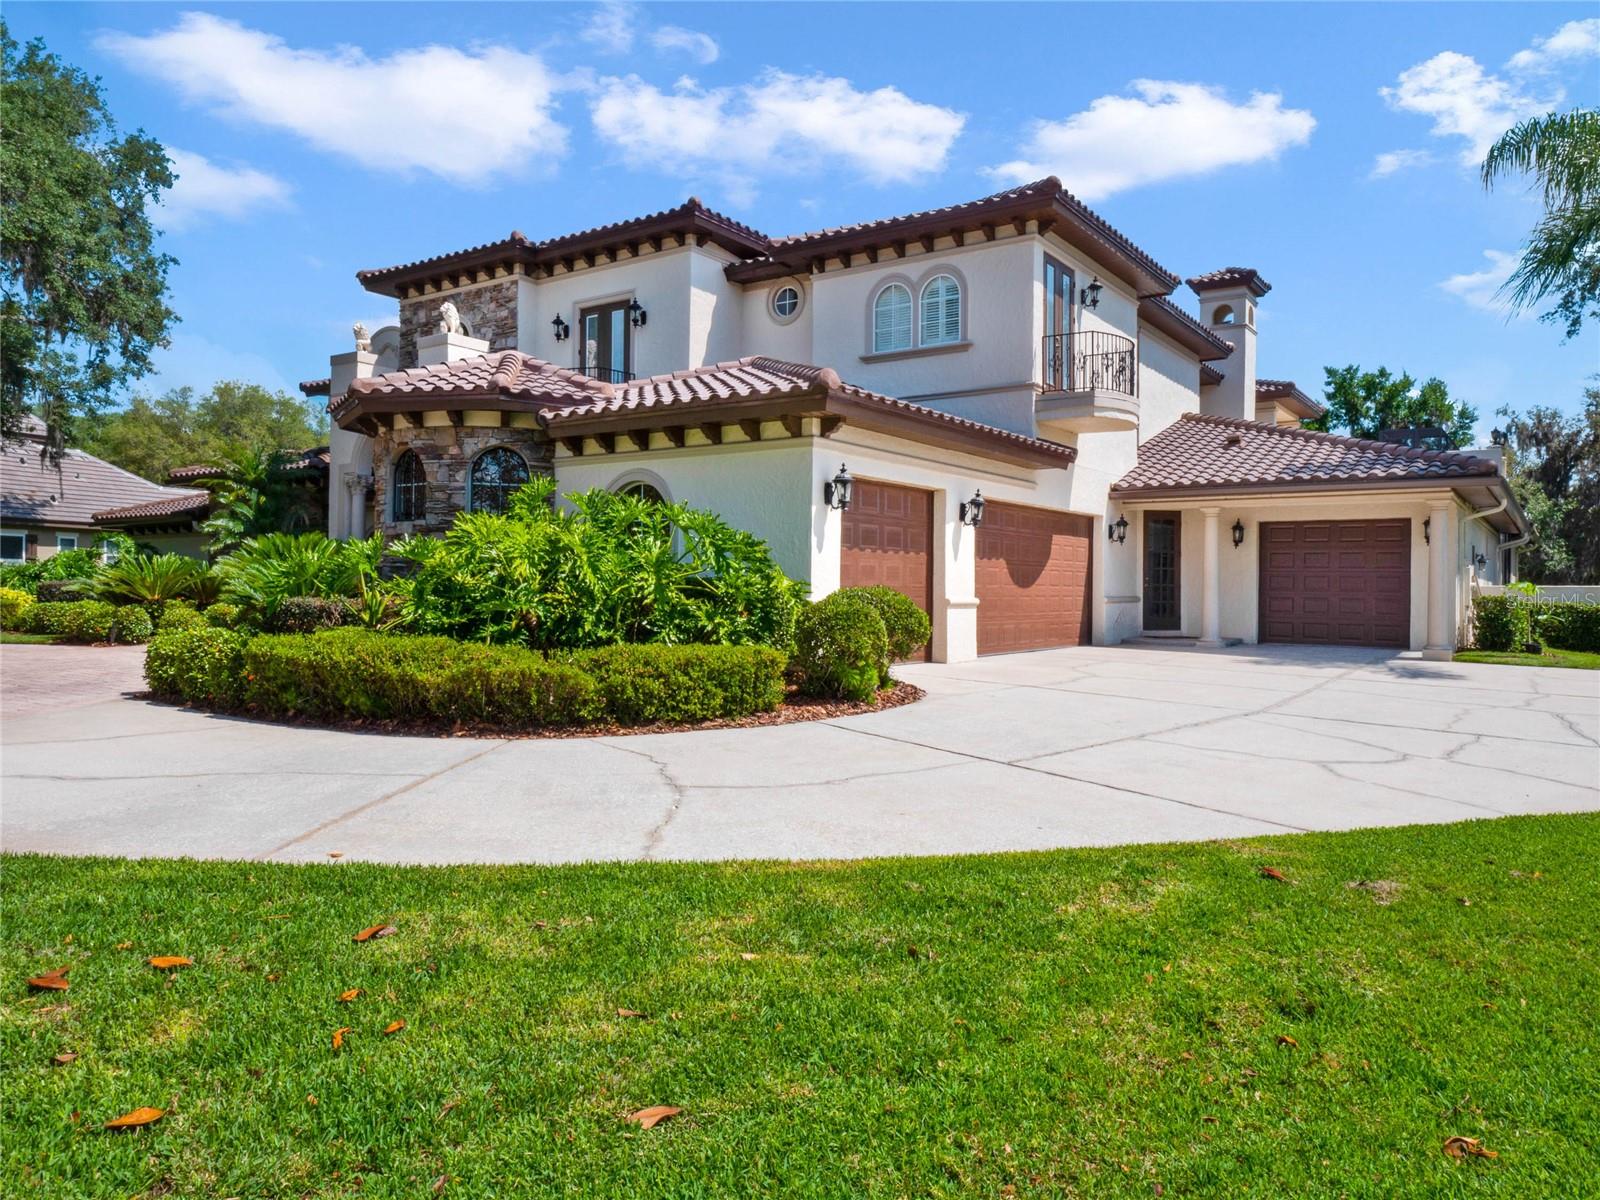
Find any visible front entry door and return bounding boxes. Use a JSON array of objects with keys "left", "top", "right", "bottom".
[{"left": 1143, "top": 512, "right": 1181, "bottom": 631}]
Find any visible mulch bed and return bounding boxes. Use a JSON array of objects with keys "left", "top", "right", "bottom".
[{"left": 136, "top": 680, "right": 924, "bottom": 740}]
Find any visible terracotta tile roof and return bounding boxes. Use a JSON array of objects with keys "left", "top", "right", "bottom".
[
  {"left": 93, "top": 492, "right": 211, "bottom": 524},
  {"left": 1138, "top": 296, "right": 1234, "bottom": 360},
  {"left": 165, "top": 447, "right": 329, "bottom": 485},
  {"left": 299, "top": 378, "right": 331, "bottom": 397},
  {"left": 1256, "top": 379, "right": 1325, "bottom": 418},
  {"left": 769, "top": 178, "right": 1061, "bottom": 249},
  {"left": 1, "top": 435, "right": 208, "bottom": 530},
  {"left": 331, "top": 350, "right": 610, "bottom": 419},
  {"left": 1199, "top": 363, "right": 1224, "bottom": 387},
  {"left": 1112, "top": 413, "right": 1497, "bottom": 495},
  {"left": 1186, "top": 267, "right": 1271, "bottom": 297}
]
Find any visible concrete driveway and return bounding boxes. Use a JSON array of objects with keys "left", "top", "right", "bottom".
[{"left": 1, "top": 642, "right": 1595, "bottom": 864}]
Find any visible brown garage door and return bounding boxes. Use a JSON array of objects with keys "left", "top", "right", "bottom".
[
  {"left": 840, "top": 480, "right": 933, "bottom": 659},
  {"left": 1259, "top": 519, "right": 1410, "bottom": 647},
  {"left": 976, "top": 502, "right": 1092, "bottom": 655}
]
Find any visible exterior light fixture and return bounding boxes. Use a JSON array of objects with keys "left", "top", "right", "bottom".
[
  {"left": 1231, "top": 518, "right": 1245, "bottom": 548},
  {"left": 959, "top": 490, "right": 986, "bottom": 527},
  {"left": 551, "top": 315, "right": 570, "bottom": 342},
  {"left": 1108, "top": 514, "right": 1128, "bottom": 544},
  {"left": 1422, "top": 517, "right": 1430, "bottom": 545},
  {"left": 1474, "top": 548, "right": 1487, "bottom": 569},
  {"left": 628, "top": 298, "right": 648, "bottom": 328},
  {"left": 823, "top": 463, "right": 853, "bottom": 511},
  {"left": 1491, "top": 427, "right": 1508, "bottom": 447},
  {"left": 1080, "top": 277, "right": 1103, "bottom": 310}
]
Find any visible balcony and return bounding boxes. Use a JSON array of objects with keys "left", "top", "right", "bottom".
[
  {"left": 1037, "top": 330, "right": 1139, "bottom": 433},
  {"left": 577, "top": 365, "right": 636, "bottom": 384}
]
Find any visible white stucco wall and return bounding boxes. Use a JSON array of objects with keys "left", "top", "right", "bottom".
[
  {"left": 739, "top": 276, "right": 813, "bottom": 363},
  {"left": 519, "top": 249, "right": 690, "bottom": 380}
]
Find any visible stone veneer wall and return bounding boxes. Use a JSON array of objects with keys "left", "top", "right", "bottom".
[
  {"left": 369, "top": 422, "right": 552, "bottom": 537},
  {"left": 398, "top": 279, "right": 521, "bottom": 367}
]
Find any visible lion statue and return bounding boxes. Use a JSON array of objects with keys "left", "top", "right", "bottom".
[
  {"left": 437, "top": 301, "right": 465, "bottom": 335},
  {"left": 353, "top": 321, "right": 371, "bottom": 352}
]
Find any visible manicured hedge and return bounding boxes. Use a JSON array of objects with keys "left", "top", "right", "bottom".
[
  {"left": 851, "top": 585, "right": 931, "bottom": 673},
  {"left": 35, "top": 579, "right": 88, "bottom": 603},
  {"left": 791, "top": 591, "right": 891, "bottom": 702},
  {"left": 204, "top": 602, "right": 245, "bottom": 630},
  {"left": 145, "top": 627, "right": 248, "bottom": 707},
  {"left": 569, "top": 643, "right": 787, "bottom": 723},
  {"left": 113, "top": 605, "right": 154, "bottom": 644},
  {"left": 22, "top": 599, "right": 154, "bottom": 643},
  {"left": 1473, "top": 595, "right": 1600, "bottom": 653},
  {"left": 155, "top": 601, "right": 208, "bottom": 632},
  {"left": 268, "top": 595, "right": 349, "bottom": 634},
  {"left": 0, "top": 587, "right": 31, "bottom": 629}
]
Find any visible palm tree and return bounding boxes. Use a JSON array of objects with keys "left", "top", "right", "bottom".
[
  {"left": 1481, "top": 108, "right": 1600, "bottom": 339},
  {"left": 199, "top": 445, "right": 316, "bottom": 556}
]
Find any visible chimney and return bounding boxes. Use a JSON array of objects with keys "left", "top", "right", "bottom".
[
  {"left": 417, "top": 301, "right": 490, "bottom": 366},
  {"left": 327, "top": 340, "right": 378, "bottom": 540},
  {"left": 1187, "top": 268, "right": 1270, "bottom": 422}
]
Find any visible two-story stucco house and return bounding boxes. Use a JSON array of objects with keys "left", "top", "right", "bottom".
[{"left": 304, "top": 177, "right": 1527, "bottom": 662}]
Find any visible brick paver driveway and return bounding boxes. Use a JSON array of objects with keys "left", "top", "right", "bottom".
[{"left": 2, "top": 641, "right": 1596, "bottom": 863}]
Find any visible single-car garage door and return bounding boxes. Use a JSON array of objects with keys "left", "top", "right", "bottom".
[
  {"left": 976, "top": 503, "right": 1092, "bottom": 655},
  {"left": 1259, "top": 519, "right": 1410, "bottom": 647},
  {"left": 841, "top": 480, "right": 933, "bottom": 659}
]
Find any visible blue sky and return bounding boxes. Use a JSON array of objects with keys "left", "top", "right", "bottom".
[{"left": 10, "top": 2, "right": 1599, "bottom": 432}]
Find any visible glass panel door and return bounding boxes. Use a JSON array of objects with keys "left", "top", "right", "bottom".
[
  {"left": 1043, "top": 256, "right": 1073, "bottom": 390},
  {"left": 579, "top": 302, "right": 631, "bottom": 382},
  {"left": 1143, "top": 512, "right": 1181, "bottom": 631}
]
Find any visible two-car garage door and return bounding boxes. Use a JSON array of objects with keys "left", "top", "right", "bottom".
[
  {"left": 840, "top": 482, "right": 1092, "bottom": 657},
  {"left": 1259, "top": 519, "right": 1410, "bottom": 647}
]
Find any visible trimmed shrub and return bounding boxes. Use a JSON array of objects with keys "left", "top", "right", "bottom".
[
  {"left": 238, "top": 629, "right": 601, "bottom": 727},
  {"left": 572, "top": 643, "right": 787, "bottom": 724},
  {"left": 1474, "top": 595, "right": 1600, "bottom": 653},
  {"left": 791, "top": 592, "right": 890, "bottom": 702},
  {"left": 848, "top": 585, "right": 931, "bottom": 675},
  {"left": 112, "top": 605, "right": 154, "bottom": 644},
  {"left": 268, "top": 595, "right": 349, "bottom": 634},
  {"left": 35, "top": 578, "right": 89, "bottom": 603},
  {"left": 155, "top": 601, "right": 207, "bottom": 632},
  {"left": 1532, "top": 601, "right": 1600, "bottom": 653},
  {"left": 204, "top": 602, "right": 244, "bottom": 629},
  {"left": 1472, "top": 595, "right": 1528, "bottom": 652},
  {"left": 145, "top": 627, "right": 248, "bottom": 707},
  {"left": 0, "top": 587, "right": 32, "bottom": 629},
  {"left": 21, "top": 602, "right": 78, "bottom": 637},
  {"left": 63, "top": 601, "right": 119, "bottom": 643}
]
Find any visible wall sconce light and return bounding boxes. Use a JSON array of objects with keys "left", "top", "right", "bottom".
[
  {"left": 551, "top": 315, "right": 569, "bottom": 342},
  {"left": 959, "top": 489, "right": 986, "bottom": 527},
  {"left": 628, "top": 298, "right": 648, "bottom": 328},
  {"left": 823, "top": 463, "right": 853, "bottom": 511},
  {"left": 1231, "top": 518, "right": 1245, "bottom": 548},
  {"left": 1108, "top": 514, "right": 1128, "bottom": 544},
  {"left": 1422, "top": 517, "right": 1430, "bottom": 545},
  {"left": 1491, "top": 427, "right": 1508, "bottom": 447},
  {"left": 1473, "top": 548, "right": 1487, "bottom": 570},
  {"left": 1080, "top": 277, "right": 1103, "bottom": 310}
]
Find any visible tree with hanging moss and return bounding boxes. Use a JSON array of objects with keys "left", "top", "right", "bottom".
[{"left": 0, "top": 23, "right": 176, "bottom": 460}]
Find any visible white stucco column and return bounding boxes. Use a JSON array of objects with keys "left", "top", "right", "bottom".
[
  {"left": 1199, "top": 505, "right": 1222, "bottom": 646},
  {"left": 328, "top": 349, "right": 377, "bottom": 539},
  {"left": 1423, "top": 499, "right": 1454, "bottom": 660},
  {"left": 346, "top": 474, "right": 371, "bottom": 541}
]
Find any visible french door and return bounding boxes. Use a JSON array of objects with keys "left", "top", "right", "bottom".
[
  {"left": 579, "top": 302, "right": 631, "bottom": 382},
  {"left": 1143, "top": 512, "right": 1181, "bottom": 631}
]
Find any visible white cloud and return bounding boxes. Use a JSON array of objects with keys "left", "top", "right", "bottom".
[
  {"left": 1368, "top": 148, "right": 1436, "bottom": 179},
  {"left": 985, "top": 81, "right": 1315, "bottom": 201},
  {"left": 1439, "top": 249, "right": 1520, "bottom": 315},
  {"left": 580, "top": 1, "right": 637, "bottom": 54},
  {"left": 1507, "top": 18, "right": 1600, "bottom": 72},
  {"left": 589, "top": 70, "right": 964, "bottom": 195},
  {"left": 651, "top": 25, "right": 719, "bottom": 65},
  {"left": 97, "top": 13, "right": 567, "bottom": 184},
  {"left": 1381, "top": 51, "right": 1546, "bottom": 164},
  {"left": 158, "top": 148, "right": 291, "bottom": 229}
]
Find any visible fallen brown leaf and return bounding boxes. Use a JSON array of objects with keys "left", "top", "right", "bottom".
[
  {"left": 53, "top": 1052, "right": 78, "bottom": 1066},
  {"left": 1443, "top": 1135, "right": 1498, "bottom": 1160},
  {"left": 353, "top": 924, "right": 397, "bottom": 943},
  {"left": 381, "top": 1019, "right": 406, "bottom": 1035},
  {"left": 27, "top": 966, "right": 70, "bottom": 991},
  {"left": 1260, "top": 867, "right": 1288, "bottom": 882},
  {"left": 332, "top": 1026, "right": 352, "bottom": 1051},
  {"left": 616, "top": 1008, "right": 647, "bottom": 1019},
  {"left": 337, "top": 989, "right": 361, "bottom": 1003},
  {"left": 104, "top": 1106, "right": 165, "bottom": 1130},
  {"left": 625, "top": 1105, "right": 682, "bottom": 1129},
  {"left": 1277, "top": 1035, "right": 1300, "bottom": 1048},
  {"left": 739, "top": 952, "right": 758, "bottom": 961},
  {"left": 148, "top": 956, "right": 192, "bottom": 970},
  {"left": 306, "top": 1094, "right": 317, "bottom": 1106},
  {"left": 431, "top": 1175, "right": 448, "bottom": 1194},
  {"left": 327, "top": 852, "right": 344, "bottom": 859}
]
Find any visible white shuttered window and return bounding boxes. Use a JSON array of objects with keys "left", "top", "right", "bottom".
[
  {"left": 920, "top": 274, "right": 961, "bottom": 346},
  {"left": 872, "top": 284, "right": 913, "bottom": 352}
]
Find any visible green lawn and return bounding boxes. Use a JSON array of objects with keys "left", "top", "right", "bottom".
[
  {"left": 1455, "top": 648, "right": 1600, "bottom": 670},
  {"left": 5, "top": 817, "right": 1598, "bottom": 1198},
  {"left": 0, "top": 631, "right": 59, "bottom": 644}
]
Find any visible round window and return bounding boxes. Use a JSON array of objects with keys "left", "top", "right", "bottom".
[{"left": 771, "top": 285, "right": 801, "bottom": 320}]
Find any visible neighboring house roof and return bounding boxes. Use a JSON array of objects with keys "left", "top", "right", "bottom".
[
  {"left": 356, "top": 199, "right": 772, "bottom": 297},
  {"left": 1255, "top": 379, "right": 1326, "bottom": 420},
  {"left": 1111, "top": 413, "right": 1524, "bottom": 532},
  {"left": 0, "top": 436, "right": 207, "bottom": 530},
  {"left": 355, "top": 179, "right": 1180, "bottom": 302},
  {"left": 167, "top": 447, "right": 330, "bottom": 485},
  {"left": 93, "top": 492, "right": 211, "bottom": 525},
  {"left": 332, "top": 352, "right": 1075, "bottom": 470},
  {"left": 1186, "top": 267, "right": 1272, "bottom": 297},
  {"left": 1138, "top": 296, "right": 1234, "bottom": 361},
  {"left": 300, "top": 378, "right": 331, "bottom": 397}
]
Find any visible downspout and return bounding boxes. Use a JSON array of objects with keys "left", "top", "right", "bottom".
[{"left": 1469, "top": 488, "right": 1531, "bottom": 583}]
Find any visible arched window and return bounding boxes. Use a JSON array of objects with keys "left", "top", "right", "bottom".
[
  {"left": 616, "top": 481, "right": 665, "bottom": 504},
  {"left": 392, "top": 450, "right": 426, "bottom": 522},
  {"left": 872, "top": 283, "right": 912, "bottom": 352},
  {"left": 920, "top": 274, "right": 961, "bottom": 346},
  {"left": 468, "top": 447, "right": 529, "bottom": 514}
]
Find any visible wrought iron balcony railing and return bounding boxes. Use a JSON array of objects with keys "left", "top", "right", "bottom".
[
  {"left": 577, "top": 365, "right": 636, "bottom": 384},
  {"left": 1041, "top": 330, "right": 1137, "bottom": 397}
]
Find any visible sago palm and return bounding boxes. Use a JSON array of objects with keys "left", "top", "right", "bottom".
[
  {"left": 93, "top": 553, "right": 202, "bottom": 605},
  {"left": 1482, "top": 108, "right": 1600, "bottom": 338}
]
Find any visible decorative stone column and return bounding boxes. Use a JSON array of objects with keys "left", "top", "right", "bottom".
[
  {"left": 346, "top": 473, "right": 372, "bottom": 541},
  {"left": 1423, "top": 499, "right": 1454, "bottom": 660},
  {"left": 1199, "top": 505, "right": 1222, "bottom": 645}
]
